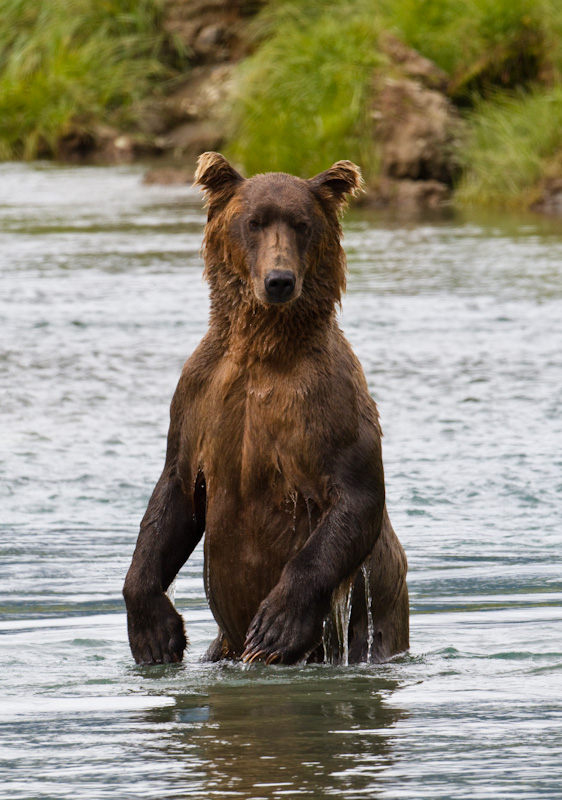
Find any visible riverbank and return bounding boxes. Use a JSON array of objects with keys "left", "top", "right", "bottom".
[{"left": 2, "top": 0, "right": 562, "bottom": 213}]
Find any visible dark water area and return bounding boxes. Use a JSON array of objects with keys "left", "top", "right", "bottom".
[{"left": 1, "top": 163, "right": 561, "bottom": 799}]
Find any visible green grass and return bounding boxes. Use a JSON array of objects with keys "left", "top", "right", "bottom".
[
  {"left": 229, "top": 0, "right": 562, "bottom": 206},
  {"left": 0, "top": 0, "right": 177, "bottom": 160},
  {"left": 228, "top": 1, "right": 387, "bottom": 179},
  {"left": 382, "top": 0, "right": 562, "bottom": 207},
  {"left": 3, "top": 0, "right": 562, "bottom": 207},
  {"left": 457, "top": 86, "right": 562, "bottom": 207},
  {"left": 379, "top": 0, "right": 552, "bottom": 90}
]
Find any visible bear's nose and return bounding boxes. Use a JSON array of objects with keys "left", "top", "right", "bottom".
[{"left": 264, "top": 270, "right": 296, "bottom": 303}]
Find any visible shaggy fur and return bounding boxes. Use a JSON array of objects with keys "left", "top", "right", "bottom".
[{"left": 123, "top": 153, "right": 409, "bottom": 665}]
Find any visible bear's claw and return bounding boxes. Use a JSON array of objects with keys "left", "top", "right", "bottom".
[{"left": 242, "top": 583, "right": 323, "bottom": 665}]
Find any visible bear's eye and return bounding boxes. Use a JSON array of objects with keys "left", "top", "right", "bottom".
[
  {"left": 248, "top": 219, "right": 261, "bottom": 231},
  {"left": 295, "top": 221, "right": 310, "bottom": 235}
]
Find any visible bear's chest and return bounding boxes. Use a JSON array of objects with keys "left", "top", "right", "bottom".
[{"left": 198, "top": 359, "right": 329, "bottom": 504}]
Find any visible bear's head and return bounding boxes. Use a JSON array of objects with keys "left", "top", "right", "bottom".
[{"left": 194, "top": 153, "right": 362, "bottom": 311}]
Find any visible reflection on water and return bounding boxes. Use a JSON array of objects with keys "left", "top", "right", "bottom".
[
  {"left": 156, "top": 671, "right": 403, "bottom": 798},
  {"left": 1, "top": 163, "right": 561, "bottom": 799}
]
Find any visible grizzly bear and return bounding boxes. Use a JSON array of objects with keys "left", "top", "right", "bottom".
[{"left": 123, "top": 152, "right": 409, "bottom": 665}]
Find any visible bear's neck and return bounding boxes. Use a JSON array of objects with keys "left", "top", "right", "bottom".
[{"left": 206, "top": 271, "right": 338, "bottom": 367}]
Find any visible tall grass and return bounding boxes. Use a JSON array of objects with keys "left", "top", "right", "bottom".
[
  {"left": 229, "top": 0, "right": 562, "bottom": 206},
  {"left": 0, "top": 0, "right": 175, "bottom": 160},
  {"left": 379, "top": 0, "right": 562, "bottom": 205},
  {"left": 3, "top": 0, "right": 562, "bottom": 206},
  {"left": 456, "top": 87, "right": 562, "bottom": 206},
  {"left": 228, "top": 1, "right": 386, "bottom": 178},
  {"left": 380, "top": 0, "right": 551, "bottom": 82}
]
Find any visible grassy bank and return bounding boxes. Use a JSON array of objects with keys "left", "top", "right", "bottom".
[
  {"left": 3, "top": 0, "right": 562, "bottom": 207},
  {"left": 456, "top": 87, "right": 562, "bottom": 207},
  {"left": 229, "top": 0, "right": 562, "bottom": 207},
  {"left": 228, "top": 2, "right": 385, "bottom": 179},
  {"left": 0, "top": 0, "right": 178, "bottom": 160}
]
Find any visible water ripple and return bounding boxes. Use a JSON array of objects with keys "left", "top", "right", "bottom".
[{"left": 1, "top": 164, "right": 561, "bottom": 800}]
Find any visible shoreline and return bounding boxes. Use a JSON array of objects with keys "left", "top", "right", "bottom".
[{"left": 3, "top": 1, "right": 562, "bottom": 215}]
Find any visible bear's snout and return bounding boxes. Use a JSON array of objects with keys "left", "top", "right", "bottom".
[{"left": 264, "top": 270, "right": 296, "bottom": 303}]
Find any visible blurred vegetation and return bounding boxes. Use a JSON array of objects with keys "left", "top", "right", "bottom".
[
  {"left": 228, "top": 1, "right": 386, "bottom": 178},
  {"left": 456, "top": 87, "right": 562, "bottom": 207},
  {"left": 0, "top": 0, "right": 180, "bottom": 160},
  {"left": 381, "top": 0, "right": 556, "bottom": 95},
  {"left": 3, "top": 0, "right": 562, "bottom": 206},
  {"left": 229, "top": 0, "right": 562, "bottom": 206}
]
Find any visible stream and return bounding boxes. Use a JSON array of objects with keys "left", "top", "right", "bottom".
[{"left": 1, "top": 162, "right": 561, "bottom": 799}]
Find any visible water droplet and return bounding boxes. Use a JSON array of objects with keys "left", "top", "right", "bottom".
[{"left": 286, "top": 490, "right": 298, "bottom": 533}]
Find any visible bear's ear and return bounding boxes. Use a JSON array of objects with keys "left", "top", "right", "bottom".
[
  {"left": 307, "top": 160, "right": 363, "bottom": 209},
  {"left": 194, "top": 152, "right": 244, "bottom": 201}
]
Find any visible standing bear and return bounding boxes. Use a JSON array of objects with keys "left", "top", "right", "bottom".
[{"left": 123, "top": 153, "right": 409, "bottom": 665}]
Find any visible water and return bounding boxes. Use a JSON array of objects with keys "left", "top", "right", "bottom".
[{"left": 1, "top": 163, "right": 561, "bottom": 799}]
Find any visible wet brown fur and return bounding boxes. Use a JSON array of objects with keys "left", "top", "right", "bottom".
[{"left": 123, "top": 153, "right": 409, "bottom": 665}]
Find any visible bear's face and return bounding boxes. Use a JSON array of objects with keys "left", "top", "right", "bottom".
[
  {"left": 232, "top": 174, "right": 316, "bottom": 305},
  {"left": 195, "top": 153, "right": 362, "bottom": 308}
]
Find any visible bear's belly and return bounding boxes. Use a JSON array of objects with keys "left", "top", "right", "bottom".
[{"left": 202, "top": 489, "right": 323, "bottom": 654}]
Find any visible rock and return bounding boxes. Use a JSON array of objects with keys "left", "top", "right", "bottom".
[
  {"left": 531, "top": 177, "right": 562, "bottom": 215},
  {"left": 368, "top": 38, "right": 464, "bottom": 199},
  {"left": 373, "top": 76, "right": 462, "bottom": 185},
  {"left": 138, "top": 62, "right": 236, "bottom": 156},
  {"left": 56, "top": 126, "right": 98, "bottom": 163},
  {"left": 163, "top": 0, "right": 258, "bottom": 65},
  {"left": 143, "top": 167, "right": 194, "bottom": 185},
  {"left": 134, "top": 63, "right": 235, "bottom": 153},
  {"left": 156, "top": 120, "right": 225, "bottom": 157},
  {"left": 361, "top": 177, "right": 451, "bottom": 212},
  {"left": 380, "top": 34, "right": 449, "bottom": 91},
  {"left": 163, "top": 64, "right": 235, "bottom": 125},
  {"left": 56, "top": 123, "right": 162, "bottom": 164}
]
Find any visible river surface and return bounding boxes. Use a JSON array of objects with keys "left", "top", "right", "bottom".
[{"left": 1, "top": 163, "right": 561, "bottom": 799}]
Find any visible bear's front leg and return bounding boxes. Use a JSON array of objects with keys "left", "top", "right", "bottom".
[
  {"left": 242, "top": 477, "right": 384, "bottom": 665},
  {"left": 123, "top": 467, "right": 205, "bottom": 664}
]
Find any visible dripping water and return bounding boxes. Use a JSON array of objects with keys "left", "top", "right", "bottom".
[
  {"left": 289, "top": 490, "right": 298, "bottom": 534},
  {"left": 322, "top": 618, "right": 331, "bottom": 664},
  {"left": 322, "top": 566, "right": 375, "bottom": 665},
  {"left": 362, "top": 562, "right": 374, "bottom": 662},
  {"left": 324, "top": 580, "right": 353, "bottom": 666}
]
